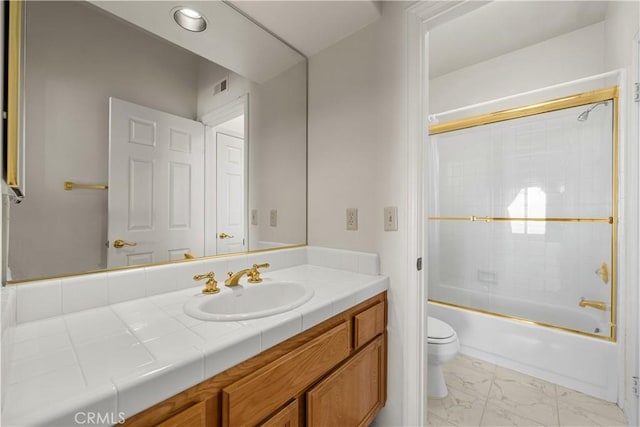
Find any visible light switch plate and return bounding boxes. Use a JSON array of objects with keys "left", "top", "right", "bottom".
[
  {"left": 346, "top": 208, "right": 358, "bottom": 231},
  {"left": 384, "top": 206, "right": 398, "bottom": 231},
  {"left": 270, "top": 209, "right": 277, "bottom": 227},
  {"left": 251, "top": 209, "right": 258, "bottom": 226}
]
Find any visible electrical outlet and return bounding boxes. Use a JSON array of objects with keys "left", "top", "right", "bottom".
[
  {"left": 251, "top": 209, "right": 258, "bottom": 226},
  {"left": 384, "top": 206, "right": 398, "bottom": 231},
  {"left": 346, "top": 208, "right": 358, "bottom": 231},
  {"left": 270, "top": 209, "right": 277, "bottom": 227}
]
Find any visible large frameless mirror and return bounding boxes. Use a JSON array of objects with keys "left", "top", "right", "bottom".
[{"left": 3, "top": 1, "right": 307, "bottom": 283}]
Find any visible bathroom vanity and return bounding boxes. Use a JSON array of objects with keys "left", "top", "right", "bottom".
[
  {"left": 125, "top": 292, "right": 387, "bottom": 426},
  {"left": 2, "top": 248, "right": 389, "bottom": 426}
]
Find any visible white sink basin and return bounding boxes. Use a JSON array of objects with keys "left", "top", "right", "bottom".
[{"left": 184, "top": 281, "right": 314, "bottom": 321}]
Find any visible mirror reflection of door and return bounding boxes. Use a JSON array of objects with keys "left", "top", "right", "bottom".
[
  {"left": 211, "top": 116, "right": 246, "bottom": 255},
  {"left": 108, "top": 98, "right": 205, "bottom": 268}
]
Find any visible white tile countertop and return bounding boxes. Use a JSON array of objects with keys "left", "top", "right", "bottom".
[{"left": 3, "top": 262, "right": 388, "bottom": 426}]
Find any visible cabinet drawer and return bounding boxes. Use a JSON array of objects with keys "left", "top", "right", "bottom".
[
  {"left": 156, "top": 401, "right": 206, "bottom": 427},
  {"left": 223, "top": 322, "right": 350, "bottom": 426},
  {"left": 260, "top": 400, "right": 299, "bottom": 427},
  {"left": 354, "top": 302, "right": 385, "bottom": 348}
]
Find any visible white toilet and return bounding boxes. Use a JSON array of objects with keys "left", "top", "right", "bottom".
[{"left": 427, "top": 316, "right": 460, "bottom": 398}]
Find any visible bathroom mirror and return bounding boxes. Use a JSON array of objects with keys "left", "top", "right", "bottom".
[{"left": 4, "top": 1, "right": 307, "bottom": 282}]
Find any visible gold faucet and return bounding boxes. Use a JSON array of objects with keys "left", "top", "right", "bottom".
[
  {"left": 193, "top": 272, "right": 220, "bottom": 294},
  {"left": 578, "top": 298, "right": 607, "bottom": 311},
  {"left": 225, "top": 263, "right": 270, "bottom": 286}
]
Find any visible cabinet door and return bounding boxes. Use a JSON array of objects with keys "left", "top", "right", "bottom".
[
  {"left": 156, "top": 401, "right": 207, "bottom": 427},
  {"left": 307, "top": 334, "right": 386, "bottom": 427},
  {"left": 261, "top": 400, "right": 299, "bottom": 427},
  {"left": 223, "top": 322, "right": 350, "bottom": 426}
]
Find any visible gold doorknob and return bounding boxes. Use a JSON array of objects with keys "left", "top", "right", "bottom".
[
  {"left": 219, "top": 232, "right": 234, "bottom": 239},
  {"left": 113, "top": 239, "right": 137, "bottom": 249}
]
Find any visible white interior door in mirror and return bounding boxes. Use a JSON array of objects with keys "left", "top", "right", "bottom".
[
  {"left": 108, "top": 98, "right": 205, "bottom": 268},
  {"left": 216, "top": 132, "right": 246, "bottom": 255}
]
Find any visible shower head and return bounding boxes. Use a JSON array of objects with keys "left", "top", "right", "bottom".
[{"left": 577, "top": 101, "right": 609, "bottom": 122}]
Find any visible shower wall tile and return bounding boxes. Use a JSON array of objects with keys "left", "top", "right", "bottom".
[{"left": 429, "top": 101, "right": 615, "bottom": 335}]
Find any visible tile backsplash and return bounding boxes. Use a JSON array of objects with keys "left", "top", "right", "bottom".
[
  {"left": 1, "top": 285, "right": 17, "bottom": 406},
  {"left": 10, "top": 246, "right": 379, "bottom": 325}
]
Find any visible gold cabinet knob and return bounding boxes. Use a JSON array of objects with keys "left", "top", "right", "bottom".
[
  {"left": 219, "top": 232, "right": 235, "bottom": 239},
  {"left": 113, "top": 239, "right": 137, "bottom": 249}
]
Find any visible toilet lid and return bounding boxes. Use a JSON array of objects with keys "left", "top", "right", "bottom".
[{"left": 428, "top": 317, "right": 455, "bottom": 342}]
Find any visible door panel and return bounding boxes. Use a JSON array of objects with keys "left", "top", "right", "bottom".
[
  {"left": 216, "top": 132, "right": 246, "bottom": 254},
  {"left": 109, "top": 98, "right": 205, "bottom": 268}
]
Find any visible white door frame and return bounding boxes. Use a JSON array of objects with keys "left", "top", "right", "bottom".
[
  {"left": 201, "top": 95, "right": 249, "bottom": 255},
  {"left": 633, "top": 29, "right": 640, "bottom": 427},
  {"left": 404, "top": 2, "right": 489, "bottom": 424},
  {"left": 407, "top": 3, "right": 639, "bottom": 425}
]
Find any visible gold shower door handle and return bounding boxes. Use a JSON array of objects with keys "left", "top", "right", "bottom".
[
  {"left": 113, "top": 239, "right": 137, "bottom": 249},
  {"left": 596, "top": 262, "right": 609, "bottom": 284},
  {"left": 219, "top": 232, "right": 234, "bottom": 239}
]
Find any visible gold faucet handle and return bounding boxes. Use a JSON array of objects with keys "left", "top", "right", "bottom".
[
  {"left": 248, "top": 263, "right": 270, "bottom": 283},
  {"left": 253, "top": 263, "right": 270, "bottom": 270},
  {"left": 193, "top": 272, "right": 219, "bottom": 294}
]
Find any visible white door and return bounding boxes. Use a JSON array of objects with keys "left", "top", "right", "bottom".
[
  {"left": 108, "top": 98, "right": 205, "bottom": 268},
  {"left": 216, "top": 132, "right": 245, "bottom": 254}
]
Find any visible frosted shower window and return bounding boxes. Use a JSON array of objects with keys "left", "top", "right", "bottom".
[
  {"left": 427, "top": 88, "right": 617, "bottom": 340},
  {"left": 508, "top": 187, "right": 546, "bottom": 234}
]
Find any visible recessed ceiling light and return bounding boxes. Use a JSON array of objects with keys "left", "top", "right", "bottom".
[{"left": 172, "top": 7, "right": 207, "bottom": 32}]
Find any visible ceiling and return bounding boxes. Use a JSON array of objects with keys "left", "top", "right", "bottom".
[
  {"left": 90, "top": 1, "right": 304, "bottom": 83},
  {"left": 429, "top": 1, "right": 610, "bottom": 78},
  {"left": 229, "top": 1, "right": 382, "bottom": 57},
  {"left": 90, "top": 1, "right": 381, "bottom": 82}
]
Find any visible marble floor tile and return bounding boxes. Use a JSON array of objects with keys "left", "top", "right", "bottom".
[
  {"left": 557, "top": 401, "right": 627, "bottom": 427},
  {"left": 426, "top": 355, "right": 627, "bottom": 427},
  {"left": 481, "top": 400, "right": 559, "bottom": 427},
  {"left": 445, "top": 354, "right": 497, "bottom": 377},
  {"left": 493, "top": 366, "right": 558, "bottom": 400},
  {"left": 428, "top": 411, "right": 457, "bottom": 427},
  {"left": 443, "top": 362, "right": 494, "bottom": 398},
  {"left": 489, "top": 378, "right": 558, "bottom": 425},
  {"left": 557, "top": 386, "right": 627, "bottom": 427},
  {"left": 429, "top": 385, "right": 487, "bottom": 427}
]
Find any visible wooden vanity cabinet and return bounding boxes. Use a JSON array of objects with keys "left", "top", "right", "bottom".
[{"left": 122, "top": 292, "right": 387, "bottom": 427}]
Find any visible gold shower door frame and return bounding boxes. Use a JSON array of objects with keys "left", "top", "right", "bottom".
[{"left": 427, "top": 86, "right": 619, "bottom": 342}]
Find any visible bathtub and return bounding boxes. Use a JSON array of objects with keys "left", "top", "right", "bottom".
[{"left": 429, "top": 298, "right": 618, "bottom": 401}]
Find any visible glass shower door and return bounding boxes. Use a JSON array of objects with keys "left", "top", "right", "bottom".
[{"left": 427, "top": 88, "right": 617, "bottom": 339}]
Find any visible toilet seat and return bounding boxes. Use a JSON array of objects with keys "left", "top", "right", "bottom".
[{"left": 428, "top": 317, "right": 456, "bottom": 344}]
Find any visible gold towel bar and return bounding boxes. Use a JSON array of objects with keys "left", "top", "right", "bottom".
[{"left": 64, "top": 181, "right": 108, "bottom": 191}]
